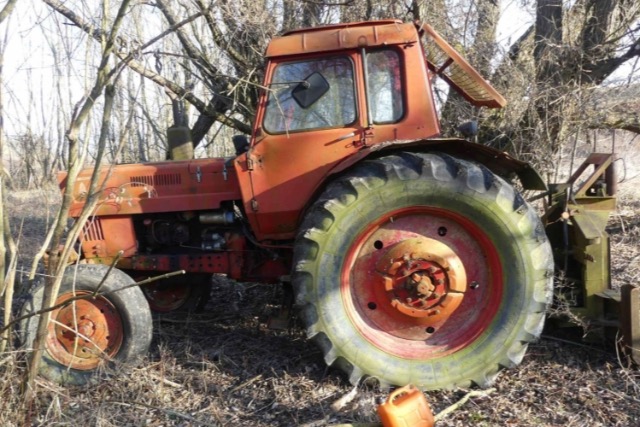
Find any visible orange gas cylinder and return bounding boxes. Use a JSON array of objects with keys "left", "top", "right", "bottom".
[{"left": 377, "top": 385, "right": 434, "bottom": 427}]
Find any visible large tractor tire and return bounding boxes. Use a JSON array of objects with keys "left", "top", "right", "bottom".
[
  {"left": 20, "top": 264, "right": 152, "bottom": 385},
  {"left": 293, "top": 152, "right": 553, "bottom": 390}
]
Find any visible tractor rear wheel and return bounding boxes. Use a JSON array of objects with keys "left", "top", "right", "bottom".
[
  {"left": 20, "top": 264, "right": 152, "bottom": 385},
  {"left": 293, "top": 152, "right": 553, "bottom": 389}
]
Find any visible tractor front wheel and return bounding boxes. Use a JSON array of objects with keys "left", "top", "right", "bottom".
[
  {"left": 20, "top": 264, "right": 152, "bottom": 385},
  {"left": 293, "top": 152, "right": 553, "bottom": 389}
]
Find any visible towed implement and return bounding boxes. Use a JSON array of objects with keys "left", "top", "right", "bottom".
[{"left": 21, "top": 20, "right": 638, "bottom": 387}]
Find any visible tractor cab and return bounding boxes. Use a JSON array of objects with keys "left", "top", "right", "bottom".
[{"left": 234, "top": 20, "right": 508, "bottom": 239}]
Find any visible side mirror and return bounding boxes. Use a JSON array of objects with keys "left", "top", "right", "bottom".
[{"left": 292, "top": 72, "right": 330, "bottom": 109}]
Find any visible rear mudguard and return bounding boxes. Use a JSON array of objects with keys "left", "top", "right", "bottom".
[{"left": 329, "top": 138, "right": 547, "bottom": 191}]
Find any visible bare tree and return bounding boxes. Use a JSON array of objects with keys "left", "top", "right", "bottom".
[
  {"left": 490, "top": 0, "right": 640, "bottom": 161},
  {"left": 0, "top": 0, "right": 20, "bottom": 355}
]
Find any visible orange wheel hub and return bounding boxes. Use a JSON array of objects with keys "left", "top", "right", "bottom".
[
  {"left": 376, "top": 238, "right": 467, "bottom": 321},
  {"left": 341, "top": 207, "right": 503, "bottom": 359},
  {"left": 46, "top": 291, "right": 124, "bottom": 370}
]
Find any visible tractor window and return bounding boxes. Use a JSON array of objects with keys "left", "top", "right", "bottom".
[
  {"left": 366, "top": 50, "right": 403, "bottom": 124},
  {"left": 263, "top": 57, "right": 356, "bottom": 133}
]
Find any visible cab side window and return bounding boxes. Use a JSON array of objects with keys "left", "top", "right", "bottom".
[
  {"left": 366, "top": 50, "right": 404, "bottom": 124},
  {"left": 264, "top": 57, "right": 356, "bottom": 133}
]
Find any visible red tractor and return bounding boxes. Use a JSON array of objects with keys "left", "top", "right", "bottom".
[{"left": 21, "top": 20, "right": 639, "bottom": 388}]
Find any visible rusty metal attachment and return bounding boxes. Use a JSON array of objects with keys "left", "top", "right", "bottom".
[
  {"left": 544, "top": 153, "right": 640, "bottom": 363},
  {"left": 620, "top": 285, "right": 640, "bottom": 364}
]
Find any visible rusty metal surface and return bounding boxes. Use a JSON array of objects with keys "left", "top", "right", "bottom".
[
  {"left": 566, "top": 153, "right": 616, "bottom": 198},
  {"left": 141, "top": 279, "right": 193, "bottom": 312},
  {"left": 620, "top": 285, "right": 640, "bottom": 364},
  {"left": 341, "top": 206, "right": 502, "bottom": 358},
  {"left": 81, "top": 217, "right": 137, "bottom": 259},
  {"left": 266, "top": 21, "right": 414, "bottom": 57},
  {"left": 544, "top": 153, "right": 618, "bottom": 334},
  {"left": 47, "top": 291, "right": 124, "bottom": 370},
  {"left": 374, "top": 237, "right": 467, "bottom": 321},
  {"left": 113, "top": 253, "right": 234, "bottom": 276},
  {"left": 419, "top": 23, "right": 506, "bottom": 108},
  {"left": 63, "top": 157, "right": 241, "bottom": 218},
  {"left": 238, "top": 35, "right": 441, "bottom": 240}
]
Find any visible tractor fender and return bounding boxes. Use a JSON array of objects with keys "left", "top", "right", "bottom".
[{"left": 328, "top": 138, "right": 547, "bottom": 191}]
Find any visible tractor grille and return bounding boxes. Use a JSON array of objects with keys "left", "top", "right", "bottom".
[
  {"left": 82, "top": 218, "right": 104, "bottom": 241},
  {"left": 129, "top": 173, "right": 181, "bottom": 187}
]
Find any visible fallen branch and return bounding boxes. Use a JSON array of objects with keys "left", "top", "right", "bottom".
[
  {"left": 149, "top": 373, "right": 183, "bottom": 389},
  {"left": 434, "top": 388, "right": 496, "bottom": 422},
  {"left": 228, "top": 374, "right": 262, "bottom": 395},
  {"left": 0, "top": 270, "right": 185, "bottom": 335}
]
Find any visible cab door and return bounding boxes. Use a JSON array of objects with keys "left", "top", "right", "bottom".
[{"left": 238, "top": 53, "right": 365, "bottom": 239}]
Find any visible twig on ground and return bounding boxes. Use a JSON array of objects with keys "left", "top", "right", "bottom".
[
  {"left": 330, "top": 385, "right": 358, "bottom": 412},
  {"left": 148, "top": 372, "right": 183, "bottom": 388},
  {"left": 228, "top": 374, "right": 262, "bottom": 395},
  {"left": 298, "top": 416, "right": 330, "bottom": 427},
  {"left": 0, "top": 355, "right": 12, "bottom": 367},
  {"left": 596, "top": 385, "right": 640, "bottom": 404},
  {"left": 434, "top": 388, "right": 496, "bottom": 422},
  {"left": 107, "top": 400, "right": 217, "bottom": 426},
  {"left": 541, "top": 334, "right": 611, "bottom": 354}
]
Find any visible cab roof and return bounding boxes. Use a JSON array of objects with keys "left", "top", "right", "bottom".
[
  {"left": 265, "top": 20, "right": 507, "bottom": 109},
  {"left": 265, "top": 20, "right": 417, "bottom": 58}
]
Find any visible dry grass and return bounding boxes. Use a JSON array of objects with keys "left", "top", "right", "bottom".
[
  {"left": 2, "top": 143, "right": 640, "bottom": 426},
  {"left": 2, "top": 280, "right": 639, "bottom": 426}
]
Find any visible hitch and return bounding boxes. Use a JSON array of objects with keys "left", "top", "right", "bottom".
[{"left": 544, "top": 153, "right": 639, "bottom": 363}]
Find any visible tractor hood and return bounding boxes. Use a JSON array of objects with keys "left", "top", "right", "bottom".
[{"left": 58, "top": 158, "right": 242, "bottom": 218}]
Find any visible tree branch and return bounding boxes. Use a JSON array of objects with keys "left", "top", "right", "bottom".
[
  {"left": 585, "top": 37, "right": 640, "bottom": 84},
  {"left": 1, "top": 270, "right": 185, "bottom": 336},
  {"left": 0, "top": 0, "right": 18, "bottom": 24},
  {"left": 194, "top": 0, "right": 249, "bottom": 70},
  {"left": 42, "top": 0, "right": 251, "bottom": 134},
  {"left": 586, "top": 85, "right": 640, "bottom": 133}
]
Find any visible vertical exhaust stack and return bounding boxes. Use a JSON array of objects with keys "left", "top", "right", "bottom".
[
  {"left": 167, "top": 98, "right": 194, "bottom": 160},
  {"left": 167, "top": 125, "right": 194, "bottom": 160}
]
